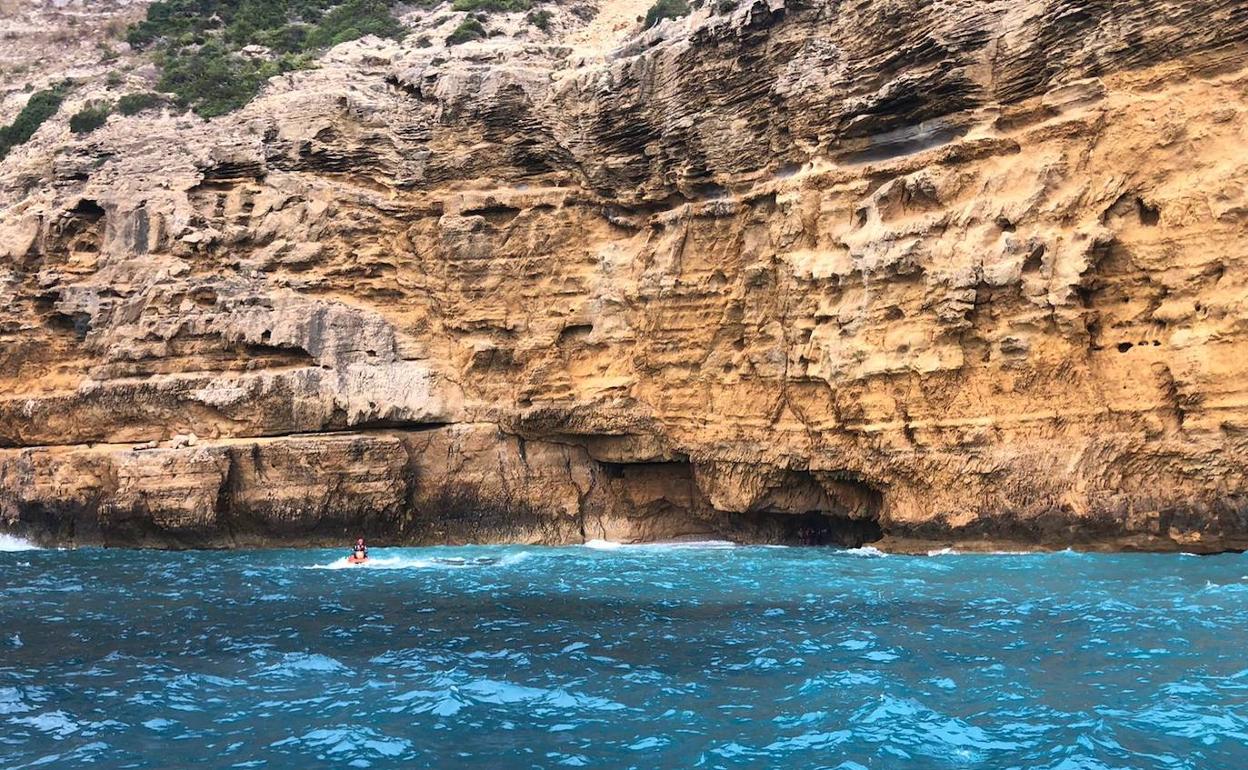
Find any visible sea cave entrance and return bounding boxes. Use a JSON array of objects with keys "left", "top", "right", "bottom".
[
  {"left": 733, "top": 509, "right": 884, "bottom": 547},
  {"left": 592, "top": 458, "right": 885, "bottom": 547},
  {"left": 706, "top": 468, "right": 886, "bottom": 548}
]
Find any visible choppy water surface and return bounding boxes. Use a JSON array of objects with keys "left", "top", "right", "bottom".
[{"left": 2, "top": 540, "right": 1247, "bottom": 769}]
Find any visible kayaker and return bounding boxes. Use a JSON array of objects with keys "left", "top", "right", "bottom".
[{"left": 349, "top": 538, "right": 368, "bottom": 562}]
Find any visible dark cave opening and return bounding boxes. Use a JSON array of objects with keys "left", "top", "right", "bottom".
[
  {"left": 68, "top": 198, "right": 106, "bottom": 219},
  {"left": 590, "top": 458, "right": 886, "bottom": 548},
  {"left": 734, "top": 509, "right": 884, "bottom": 548}
]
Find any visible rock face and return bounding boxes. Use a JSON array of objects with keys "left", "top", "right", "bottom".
[{"left": 3, "top": 0, "right": 1248, "bottom": 550}]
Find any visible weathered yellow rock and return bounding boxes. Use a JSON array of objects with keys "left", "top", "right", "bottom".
[{"left": 2, "top": 0, "right": 1248, "bottom": 550}]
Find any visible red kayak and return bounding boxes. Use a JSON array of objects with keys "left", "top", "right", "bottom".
[{"left": 346, "top": 555, "right": 368, "bottom": 565}]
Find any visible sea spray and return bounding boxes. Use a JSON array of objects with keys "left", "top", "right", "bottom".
[
  {"left": 841, "top": 545, "right": 888, "bottom": 558},
  {"left": 307, "top": 551, "right": 530, "bottom": 570},
  {"left": 583, "top": 539, "right": 737, "bottom": 551},
  {"left": 0, "top": 534, "right": 40, "bottom": 552}
]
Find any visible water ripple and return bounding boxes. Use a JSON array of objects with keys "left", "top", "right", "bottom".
[{"left": 2, "top": 546, "right": 1247, "bottom": 768}]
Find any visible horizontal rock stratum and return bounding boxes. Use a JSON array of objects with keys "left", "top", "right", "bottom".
[{"left": 2, "top": 0, "right": 1248, "bottom": 551}]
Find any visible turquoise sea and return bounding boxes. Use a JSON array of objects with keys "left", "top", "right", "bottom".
[{"left": 2, "top": 536, "right": 1247, "bottom": 769}]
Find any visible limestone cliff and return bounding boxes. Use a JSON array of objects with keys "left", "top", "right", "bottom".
[{"left": 3, "top": 0, "right": 1248, "bottom": 551}]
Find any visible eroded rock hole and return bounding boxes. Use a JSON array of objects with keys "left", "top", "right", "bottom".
[
  {"left": 462, "top": 204, "right": 521, "bottom": 226},
  {"left": 592, "top": 459, "right": 885, "bottom": 548},
  {"left": 773, "top": 163, "right": 801, "bottom": 180},
  {"left": 70, "top": 237, "right": 100, "bottom": 254},
  {"left": 750, "top": 191, "right": 778, "bottom": 212},
  {"left": 738, "top": 510, "right": 884, "bottom": 547},
  {"left": 721, "top": 469, "right": 884, "bottom": 547},
  {"left": 690, "top": 182, "right": 730, "bottom": 200},
  {"left": 69, "top": 199, "right": 105, "bottom": 219},
  {"left": 49, "top": 311, "right": 92, "bottom": 341},
  {"left": 840, "top": 122, "right": 969, "bottom": 164},
  {"left": 1022, "top": 244, "right": 1046, "bottom": 273},
  {"left": 558, "top": 324, "right": 594, "bottom": 344}
]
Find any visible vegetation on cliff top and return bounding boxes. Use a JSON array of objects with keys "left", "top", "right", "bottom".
[
  {"left": 0, "top": 86, "right": 68, "bottom": 162},
  {"left": 69, "top": 102, "right": 114, "bottom": 134},
  {"left": 127, "top": 0, "right": 408, "bottom": 117},
  {"left": 451, "top": 0, "right": 531, "bottom": 12},
  {"left": 643, "top": 0, "right": 690, "bottom": 28},
  {"left": 526, "top": 8, "right": 552, "bottom": 30},
  {"left": 446, "top": 17, "right": 487, "bottom": 45},
  {"left": 116, "top": 92, "right": 167, "bottom": 116}
]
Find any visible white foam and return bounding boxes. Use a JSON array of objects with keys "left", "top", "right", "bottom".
[
  {"left": 262, "top": 652, "right": 347, "bottom": 676},
  {"left": 584, "top": 539, "right": 623, "bottom": 551},
  {"left": 842, "top": 545, "right": 887, "bottom": 558},
  {"left": 307, "top": 551, "right": 529, "bottom": 570},
  {"left": 0, "top": 534, "right": 40, "bottom": 552},
  {"left": 583, "top": 539, "right": 737, "bottom": 551},
  {"left": 1199, "top": 580, "right": 1247, "bottom": 595},
  {"left": 14, "top": 710, "right": 80, "bottom": 738},
  {"left": 927, "top": 547, "right": 1036, "bottom": 556},
  {"left": 312, "top": 556, "right": 443, "bottom": 570}
]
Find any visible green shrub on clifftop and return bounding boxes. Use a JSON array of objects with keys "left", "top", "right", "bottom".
[
  {"left": 527, "top": 9, "right": 552, "bottom": 30},
  {"left": 643, "top": 0, "right": 690, "bottom": 28},
  {"left": 0, "top": 86, "right": 67, "bottom": 161},
  {"left": 128, "top": 0, "right": 409, "bottom": 117},
  {"left": 117, "top": 92, "right": 166, "bottom": 115},
  {"left": 156, "top": 41, "right": 295, "bottom": 118},
  {"left": 451, "top": 0, "right": 530, "bottom": 12},
  {"left": 304, "top": 0, "right": 406, "bottom": 47},
  {"left": 69, "top": 102, "right": 114, "bottom": 134},
  {"left": 446, "top": 18, "right": 487, "bottom": 45}
]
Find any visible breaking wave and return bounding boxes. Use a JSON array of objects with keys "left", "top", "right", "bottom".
[
  {"left": 925, "top": 547, "right": 1034, "bottom": 556},
  {"left": 0, "top": 534, "right": 40, "bottom": 552},
  {"left": 307, "top": 551, "right": 530, "bottom": 571},
  {"left": 583, "top": 539, "right": 738, "bottom": 551},
  {"left": 841, "top": 545, "right": 888, "bottom": 558}
]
